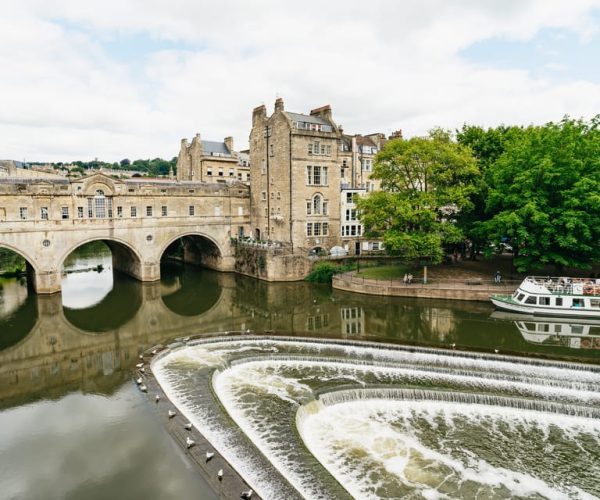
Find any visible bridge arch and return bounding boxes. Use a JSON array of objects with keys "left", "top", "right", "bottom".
[
  {"left": 59, "top": 236, "right": 145, "bottom": 282},
  {"left": 0, "top": 242, "right": 40, "bottom": 290},
  {"left": 160, "top": 231, "right": 224, "bottom": 270}
]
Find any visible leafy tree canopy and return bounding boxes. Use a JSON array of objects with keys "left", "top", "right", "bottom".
[
  {"left": 482, "top": 116, "right": 600, "bottom": 272},
  {"left": 358, "top": 129, "right": 480, "bottom": 263}
]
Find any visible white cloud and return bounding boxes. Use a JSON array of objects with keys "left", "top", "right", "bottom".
[{"left": 0, "top": 0, "right": 599, "bottom": 161}]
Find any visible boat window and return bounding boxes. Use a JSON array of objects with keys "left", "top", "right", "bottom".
[
  {"left": 538, "top": 323, "right": 550, "bottom": 333},
  {"left": 572, "top": 325, "right": 584, "bottom": 334},
  {"left": 555, "top": 297, "right": 563, "bottom": 306},
  {"left": 554, "top": 324, "right": 562, "bottom": 333},
  {"left": 525, "top": 296, "right": 537, "bottom": 305},
  {"left": 524, "top": 322, "right": 536, "bottom": 331},
  {"left": 539, "top": 297, "right": 550, "bottom": 306},
  {"left": 517, "top": 293, "right": 525, "bottom": 302},
  {"left": 572, "top": 298, "right": 584, "bottom": 308},
  {"left": 590, "top": 299, "right": 600, "bottom": 308}
]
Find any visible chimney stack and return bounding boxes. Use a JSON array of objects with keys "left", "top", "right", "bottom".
[
  {"left": 224, "top": 136, "right": 234, "bottom": 153},
  {"left": 274, "top": 97, "right": 284, "bottom": 112}
]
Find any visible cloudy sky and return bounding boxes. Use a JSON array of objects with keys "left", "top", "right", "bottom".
[{"left": 1, "top": 0, "right": 600, "bottom": 162}]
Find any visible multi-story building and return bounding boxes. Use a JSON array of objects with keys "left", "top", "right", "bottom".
[
  {"left": 176, "top": 134, "right": 246, "bottom": 183},
  {"left": 249, "top": 98, "right": 390, "bottom": 256},
  {"left": 249, "top": 98, "right": 342, "bottom": 251}
]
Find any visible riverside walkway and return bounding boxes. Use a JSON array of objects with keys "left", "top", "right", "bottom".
[{"left": 332, "top": 272, "right": 517, "bottom": 301}]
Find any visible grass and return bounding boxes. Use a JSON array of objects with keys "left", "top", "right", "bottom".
[{"left": 355, "top": 264, "right": 410, "bottom": 280}]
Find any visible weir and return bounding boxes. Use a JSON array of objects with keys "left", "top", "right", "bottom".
[{"left": 152, "top": 336, "right": 600, "bottom": 499}]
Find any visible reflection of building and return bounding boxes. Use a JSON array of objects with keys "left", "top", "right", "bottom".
[{"left": 341, "top": 307, "right": 364, "bottom": 336}]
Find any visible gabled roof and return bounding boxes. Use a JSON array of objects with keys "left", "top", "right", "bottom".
[{"left": 202, "top": 140, "right": 232, "bottom": 156}]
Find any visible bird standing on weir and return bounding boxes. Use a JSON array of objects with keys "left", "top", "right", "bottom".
[
  {"left": 168, "top": 410, "right": 176, "bottom": 418},
  {"left": 205, "top": 451, "right": 214, "bottom": 461}
]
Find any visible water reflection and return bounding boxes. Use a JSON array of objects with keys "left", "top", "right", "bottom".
[
  {"left": 1, "top": 260, "right": 600, "bottom": 408},
  {"left": 0, "top": 277, "right": 37, "bottom": 350},
  {"left": 160, "top": 262, "right": 222, "bottom": 317},
  {"left": 61, "top": 252, "right": 113, "bottom": 309},
  {"left": 491, "top": 311, "right": 600, "bottom": 350}
]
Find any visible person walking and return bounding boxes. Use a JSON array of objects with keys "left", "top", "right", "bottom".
[
  {"left": 407, "top": 273, "right": 413, "bottom": 284},
  {"left": 403, "top": 273, "right": 408, "bottom": 285},
  {"left": 494, "top": 270, "right": 501, "bottom": 284}
]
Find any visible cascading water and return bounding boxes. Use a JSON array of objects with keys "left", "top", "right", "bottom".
[{"left": 152, "top": 336, "right": 600, "bottom": 500}]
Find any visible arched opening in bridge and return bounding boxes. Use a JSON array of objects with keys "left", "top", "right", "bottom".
[
  {"left": 0, "top": 246, "right": 37, "bottom": 291},
  {"left": 160, "top": 235, "right": 223, "bottom": 316},
  {"left": 60, "top": 240, "right": 143, "bottom": 310},
  {"left": 161, "top": 234, "right": 222, "bottom": 270},
  {"left": 0, "top": 247, "right": 38, "bottom": 349}
]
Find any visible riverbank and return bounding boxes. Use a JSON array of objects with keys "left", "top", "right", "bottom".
[
  {"left": 333, "top": 272, "right": 516, "bottom": 301},
  {"left": 137, "top": 341, "right": 261, "bottom": 500}
]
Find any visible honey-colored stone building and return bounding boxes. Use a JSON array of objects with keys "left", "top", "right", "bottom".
[{"left": 176, "top": 134, "right": 249, "bottom": 183}]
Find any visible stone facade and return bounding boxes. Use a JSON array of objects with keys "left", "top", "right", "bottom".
[
  {"left": 0, "top": 172, "right": 250, "bottom": 293},
  {"left": 176, "top": 134, "right": 249, "bottom": 183},
  {"left": 249, "top": 98, "right": 388, "bottom": 256},
  {"left": 250, "top": 98, "right": 343, "bottom": 252}
]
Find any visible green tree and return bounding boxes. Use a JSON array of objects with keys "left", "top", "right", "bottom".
[
  {"left": 456, "top": 124, "right": 521, "bottom": 257},
  {"left": 483, "top": 116, "right": 600, "bottom": 272},
  {"left": 358, "top": 129, "right": 480, "bottom": 264}
]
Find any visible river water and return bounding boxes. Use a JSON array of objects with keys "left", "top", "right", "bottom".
[{"left": 0, "top": 247, "right": 599, "bottom": 499}]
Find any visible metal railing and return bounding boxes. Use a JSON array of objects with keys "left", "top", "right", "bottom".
[{"left": 334, "top": 272, "right": 518, "bottom": 293}]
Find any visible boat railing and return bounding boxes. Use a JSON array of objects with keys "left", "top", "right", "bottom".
[{"left": 524, "top": 276, "right": 600, "bottom": 296}]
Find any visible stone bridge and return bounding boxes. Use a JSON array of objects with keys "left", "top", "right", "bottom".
[{"left": 0, "top": 173, "right": 250, "bottom": 293}]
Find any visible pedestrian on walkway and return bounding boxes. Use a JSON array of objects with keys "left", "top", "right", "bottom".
[
  {"left": 403, "top": 273, "right": 408, "bottom": 285},
  {"left": 494, "top": 270, "right": 502, "bottom": 284}
]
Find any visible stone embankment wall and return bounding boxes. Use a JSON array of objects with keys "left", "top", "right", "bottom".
[
  {"left": 234, "top": 243, "right": 312, "bottom": 281},
  {"left": 332, "top": 272, "right": 517, "bottom": 302}
]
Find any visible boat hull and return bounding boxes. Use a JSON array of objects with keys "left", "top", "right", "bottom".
[{"left": 491, "top": 297, "right": 600, "bottom": 319}]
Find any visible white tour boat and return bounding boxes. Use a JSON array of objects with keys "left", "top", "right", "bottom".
[{"left": 491, "top": 276, "right": 600, "bottom": 318}]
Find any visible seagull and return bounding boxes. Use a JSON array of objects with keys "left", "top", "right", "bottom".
[
  {"left": 168, "top": 410, "right": 176, "bottom": 418},
  {"left": 186, "top": 437, "right": 195, "bottom": 449},
  {"left": 451, "top": 343, "right": 456, "bottom": 349},
  {"left": 138, "top": 354, "right": 144, "bottom": 360},
  {"left": 494, "top": 349, "right": 499, "bottom": 354},
  {"left": 139, "top": 385, "right": 147, "bottom": 392},
  {"left": 182, "top": 336, "right": 190, "bottom": 342},
  {"left": 241, "top": 489, "right": 253, "bottom": 499},
  {"left": 205, "top": 451, "right": 214, "bottom": 461},
  {"left": 136, "top": 362, "right": 144, "bottom": 369},
  {"left": 151, "top": 349, "right": 158, "bottom": 355},
  {"left": 140, "top": 367, "right": 145, "bottom": 373},
  {"left": 184, "top": 422, "right": 193, "bottom": 430},
  {"left": 155, "top": 394, "right": 160, "bottom": 403},
  {"left": 136, "top": 377, "right": 143, "bottom": 385},
  {"left": 217, "top": 469, "right": 223, "bottom": 480}
]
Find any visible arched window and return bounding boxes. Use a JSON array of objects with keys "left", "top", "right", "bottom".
[
  {"left": 313, "top": 194, "right": 322, "bottom": 215},
  {"left": 95, "top": 190, "right": 106, "bottom": 218},
  {"left": 87, "top": 188, "right": 113, "bottom": 219}
]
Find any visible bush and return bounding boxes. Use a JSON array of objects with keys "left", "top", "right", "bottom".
[{"left": 305, "top": 261, "right": 355, "bottom": 283}]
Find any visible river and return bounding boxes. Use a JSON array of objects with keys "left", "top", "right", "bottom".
[{"left": 0, "top": 246, "right": 598, "bottom": 499}]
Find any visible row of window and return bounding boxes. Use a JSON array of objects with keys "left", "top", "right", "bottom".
[
  {"left": 306, "top": 222, "right": 329, "bottom": 237},
  {"left": 205, "top": 168, "right": 249, "bottom": 181},
  {"left": 514, "top": 293, "right": 600, "bottom": 308},
  {"left": 341, "top": 224, "right": 362, "bottom": 236},
  {"left": 308, "top": 141, "right": 332, "bottom": 156},
  {"left": 307, "top": 166, "right": 328, "bottom": 186},
  {"left": 17, "top": 205, "right": 216, "bottom": 220},
  {"left": 261, "top": 191, "right": 282, "bottom": 200},
  {"left": 295, "top": 121, "right": 333, "bottom": 133}
]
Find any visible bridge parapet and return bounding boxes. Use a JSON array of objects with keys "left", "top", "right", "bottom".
[{"left": 0, "top": 173, "right": 251, "bottom": 293}]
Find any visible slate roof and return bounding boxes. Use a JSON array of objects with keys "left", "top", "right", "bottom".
[
  {"left": 285, "top": 112, "right": 332, "bottom": 126},
  {"left": 202, "top": 140, "right": 232, "bottom": 156}
]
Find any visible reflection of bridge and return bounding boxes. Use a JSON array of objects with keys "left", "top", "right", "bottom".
[
  {"left": 0, "top": 173, "right": 250, "bottom": 293},
  {"left": 0, "top": 274, "right": 237, "bottom": 403}
]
